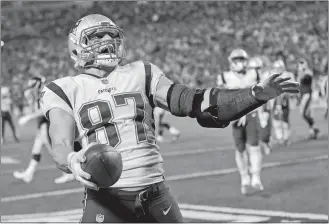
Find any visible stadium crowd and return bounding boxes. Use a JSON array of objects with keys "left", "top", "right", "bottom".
[{"left": 1, "top": 1, "right": 328, "bottom": 111}]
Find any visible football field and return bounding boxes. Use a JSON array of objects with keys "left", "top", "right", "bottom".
[{"left": 1, "top": 108, "right": 328, "bottom": 223}]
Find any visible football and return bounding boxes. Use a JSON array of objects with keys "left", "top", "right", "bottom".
[{"left": 81, "top": 144, "right": 123, "bottom": 188}]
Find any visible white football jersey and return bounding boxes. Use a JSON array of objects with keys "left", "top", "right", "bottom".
[
  {"left": 217, "top": 69, "right": 259, "bottom": 89},
  {"left": 40, "top": 61, "right": 165, "bottom": 188},
  {"left": 1, "top": 93, "right": 11, "bottom": 112}
]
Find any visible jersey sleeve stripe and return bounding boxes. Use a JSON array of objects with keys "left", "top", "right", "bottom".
[
  {"left": 46, "top": 82, "right": 73, "bottom": 110},
  {"left": 255, "top": 69, "right": 260, "bottom": 83},
  {"left": 221, "top": 73, "right": 226, "bottom": 84},
  {"left": 143, "top": 61, "right": 155, "bottom": 107}
]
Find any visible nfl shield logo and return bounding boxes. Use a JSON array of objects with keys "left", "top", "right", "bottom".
[
  {"left": 96, "top": 214, "right": 104, "bottom": 223},
  {"left": 101, "top": 79, "right": 108, "bottom": 84}
]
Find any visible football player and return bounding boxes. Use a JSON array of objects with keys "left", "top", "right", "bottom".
[
  {"left": 1, "top": 86, "right": 20, "bottom": 144},
  {"left": 324, "top": 76, "right": 328, "bottom": 118},
  {"left": 248, "top": 57, "right": 272, "bottom": 155},
  {"left": 217, "top": 49, "right": 266, "bottom": 195},
  {"left": 296, "top": 59, "right": 319, "bottom": 139},
  {"left": 40, "top": 14, "right": 299, "bottom": 222},
  {"left": 271, "top": 60, "right": 295, "bottom": 145},
  {"left": 320, "top": 75, "right": 328, "bottom": 118},
  {"left": 13, "top": 76, "right": 75, "bottom": 184},
  {"left": 154, "top": 107, "right": 180, "bottom": 143}
]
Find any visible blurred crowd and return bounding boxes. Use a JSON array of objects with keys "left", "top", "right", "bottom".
[{"left": 1, "top": 1, "right": 328, "bottom": 109}]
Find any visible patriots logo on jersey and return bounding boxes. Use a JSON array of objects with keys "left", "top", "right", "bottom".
[{"left": 101, "top": 79, "right": 108, "bottom": 84}]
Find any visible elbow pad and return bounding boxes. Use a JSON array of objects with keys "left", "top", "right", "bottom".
[
  {"left": 166, "top": 84, "right": 197, "bottom": 117},
  {"left": 166, "top": 84, "right": 230, "bottom": 128}
]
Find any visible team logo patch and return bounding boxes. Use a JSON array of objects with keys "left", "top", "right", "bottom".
[
  {"left": 96, "top": 214, "right": 104, "bottom": 223},
  {"left": 101, "top": 22, "right": 111, "bottom": 27}
]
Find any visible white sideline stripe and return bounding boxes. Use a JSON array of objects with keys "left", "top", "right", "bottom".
[
  {"left": 1, "top": 146, "right": 233, "bottom": 174},
  {"left": 179, "top": 204, "right": 328, "bottom": 220},
  {"left": 2, "top": 155, "right": 327, "bottom": 203},
  {"left": 1, "top": 209, "right": 270, "bottom": 223},
  {"left": 1, "top": 209, "right": 82, "bottom": 220},
  {"left": 2, "top": 204, "right": 327, "bottom": 222}
]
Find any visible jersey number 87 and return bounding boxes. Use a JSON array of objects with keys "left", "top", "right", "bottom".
[{"left": 78, "top": 92, "right": 152, "bottom": 148}]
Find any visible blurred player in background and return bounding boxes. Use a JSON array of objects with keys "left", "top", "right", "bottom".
[
  {"left": 248, "top": 57, "right": 272, "bottom": 155},
  {"left": 324, "top": 76, "right": 328, "bottom": 118},
  {"left": 296, "top": 58, "right": 319, "bottom": 139},
  {"left": 13, "top": 76, "right": 75, "bottom": 184},
  {"left": 271, "top": 60, "right": 295, "bottom": 145},
  {"left": 1, "top": 86, "right": 20, "bottom": 144},
  {"left": 319, "top": 75, "right": 328, "bottom": 118},
  {"left": 154, "top": 107, "right": 180, "bottom": 143},
  {"left": 217, "top": 49, "right": 264, "bottom": 195}
]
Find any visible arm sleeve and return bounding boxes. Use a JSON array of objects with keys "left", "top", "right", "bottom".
[
  {"left": 208, "top": 87, "right": 267, "bottom": 122},
  {"left": 40, "top": 77, "right": 74, "bottom": 120}
]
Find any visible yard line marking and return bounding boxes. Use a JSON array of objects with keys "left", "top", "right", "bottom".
[
  {"left": 179, "top": 204, "right": 329, "bottom": 220},
  {"left": 2, "top": 164, "right": 55, "bottom": 174},
  {"left": 1, "top": 156, "right": 20, "bottom": 164},
  {"left": 166, "top": 154, "right": 327, "bottom": 181},
  {"left": 1, "top": 146, "right": 233, "bottom": 175},
  {"left": 1, "top": 188, "right": 84, "bottom": 202},
  {"left": 162, "top": 146, "right": 232, "bottom": 156},
  {"left": 181, "top": 209, "right": 270, "bottom": 222},
  {"left": 2, "top": 154, "right": 327, "bottom": 203}
]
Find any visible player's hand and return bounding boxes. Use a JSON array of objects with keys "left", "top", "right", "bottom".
[
  {"left": 67, "top": 142, "right": 99, "bottom": 191},
  {"left": 18, "top": 115, "right": 32, "bottom": 126},
  {"left": 252, "top": 73, "right": 299, "bottom": 101},
  {"left": 237, "top": 116, "right": 246, "bottom": 127}
]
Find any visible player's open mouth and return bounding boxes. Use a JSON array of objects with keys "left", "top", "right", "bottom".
[{"left": 100, "top": 46, "right": 114, "bottom": 54}]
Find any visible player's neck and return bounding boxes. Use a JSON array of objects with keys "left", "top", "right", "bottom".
[{"left": 84, "top": 66, "right": 118, "bottom": 78}]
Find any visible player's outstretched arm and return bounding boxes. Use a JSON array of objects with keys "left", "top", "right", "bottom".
[
  {"left": 48, "top": 108, "right": 99, "bottom": 190},
  {"left": 154, "top": 70, "right": 299, "bottom": 128}
]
